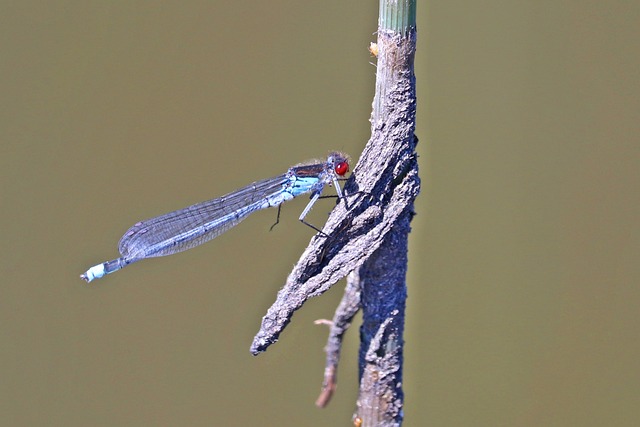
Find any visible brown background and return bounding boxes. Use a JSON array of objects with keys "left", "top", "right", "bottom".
[{"left": 1, "top": 1, "right": 638, "bottom": 426}]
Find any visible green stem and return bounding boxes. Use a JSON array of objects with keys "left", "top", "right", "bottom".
[{"left": 379, "top": 0, "right": 416, "bottom": 35}]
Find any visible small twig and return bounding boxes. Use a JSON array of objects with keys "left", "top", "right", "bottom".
[
  {"left": 313, "top": 319, "right": 333, "bottom": 327},
  {"left": 315, "top": 271, "right": 362, "bottom": 408}
]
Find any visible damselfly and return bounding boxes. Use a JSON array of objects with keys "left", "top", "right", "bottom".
[{"left": 80, "top": 152, "right": 350, "bottom": 282}]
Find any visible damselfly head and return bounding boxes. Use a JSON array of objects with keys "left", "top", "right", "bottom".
[{"left": 327, "top": 152, "right": 350, "bottom": 177}]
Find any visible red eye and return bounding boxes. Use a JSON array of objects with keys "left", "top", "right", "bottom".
[{"left": 334, "top": 161, "right": 349, "bottom": 176}]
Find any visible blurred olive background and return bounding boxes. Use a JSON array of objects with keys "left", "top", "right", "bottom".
[{"left": 1, "top": 1, "right": 638, "bottom": 426}]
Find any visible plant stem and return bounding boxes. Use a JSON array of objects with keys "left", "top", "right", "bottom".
[{"left": 355, "top": 0, "right": 417, "bottom": 425}]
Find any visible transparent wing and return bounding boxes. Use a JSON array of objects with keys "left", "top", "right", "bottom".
[{"left": 118, "top": 174, "right": 289, "bottom": 260}]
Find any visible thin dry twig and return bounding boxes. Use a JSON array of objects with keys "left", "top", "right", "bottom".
[{"left": 315, "top": 270, "right": 362, "bottom": 407}]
